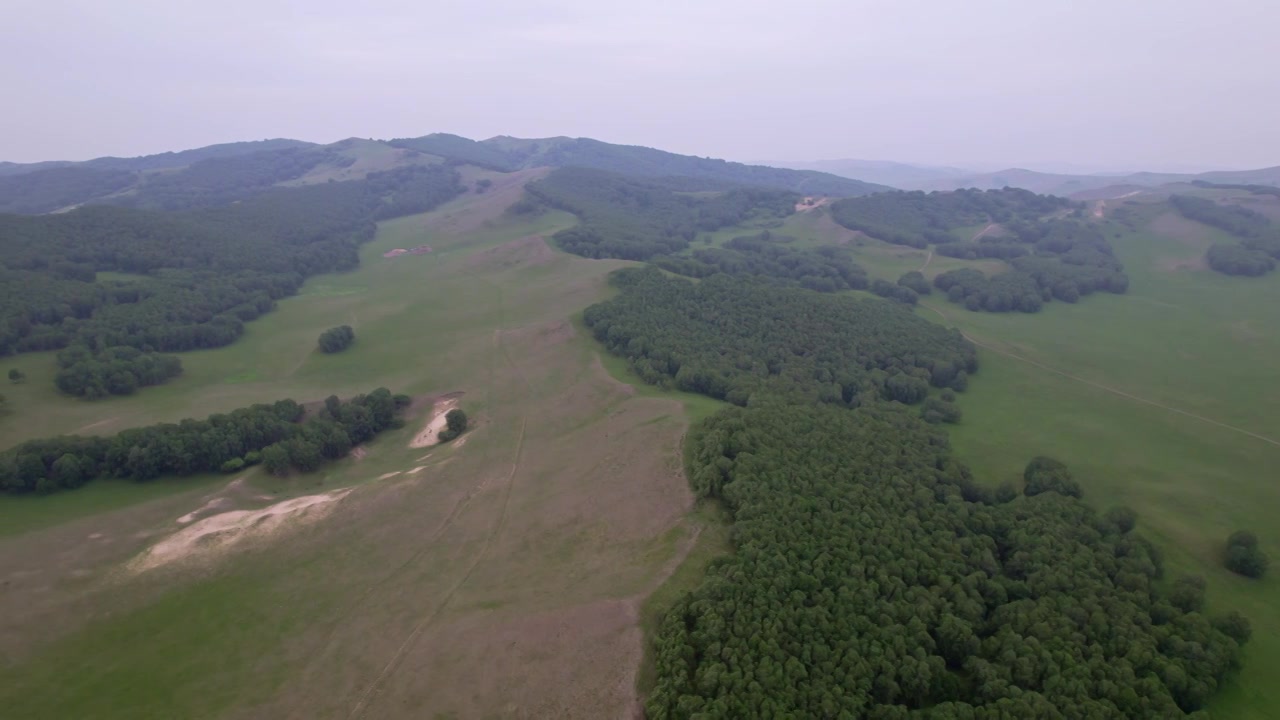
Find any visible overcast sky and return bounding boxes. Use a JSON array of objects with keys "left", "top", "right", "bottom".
[{"left": 2, "top": 0, "right": 1276, "bottom": 171}]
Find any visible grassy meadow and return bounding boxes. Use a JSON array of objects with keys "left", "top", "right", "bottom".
[{"left": 0, "top": 178, "right": 716, "bottom": 718}]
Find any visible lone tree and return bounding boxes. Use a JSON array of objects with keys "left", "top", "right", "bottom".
[
  {"left": 7, "top": 369, "right": 23, "bottom": 383},
  {"left": 438, "top": 408, "right": 469, "bottom": 442},
  {"left": 1224, "top": 530, "right": 1270, "bottom": 578},
  {"left": 318, "top": 325, "right": 355, "bottom": 353}
]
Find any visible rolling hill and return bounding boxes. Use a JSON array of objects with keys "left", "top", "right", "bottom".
[{"left": 0, "top": 134, "right": 888, "bottom": 215}]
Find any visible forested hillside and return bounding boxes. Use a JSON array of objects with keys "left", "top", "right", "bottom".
[
  {"left": 0, "top": 138, "right": 314, "bottom": 177},
  {"left": 1170, "top": 194, "right": 1280, "bottom": 276},
  {"left": 526, "top": 168, "right": 798, "bottom": 260},
  {"left": 579, "top": 263, "right": 1251, "bottom": 716},
  {"left": 0, "top": 165, "right": 464, "bottom": 395},
  {"left": 392, "top": 133, "right": 888, "bottom": 195},
  {"left": 0, "top": 139, "right": 321, "bottom": 211}
]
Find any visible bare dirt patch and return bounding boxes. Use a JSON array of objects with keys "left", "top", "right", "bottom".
[
  {"left": 794, "top": 196, "right": 832, "bottom": 213},
  {"left": 410, "top": 398, "right": 461, "bottom": 448},
  {"left": 130, "top": 489, "right": 352, "bottom": 574}
]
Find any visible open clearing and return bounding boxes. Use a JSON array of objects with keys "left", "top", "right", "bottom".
[{"left": 0, "top": 171, "right": 710, "bottom": 719}]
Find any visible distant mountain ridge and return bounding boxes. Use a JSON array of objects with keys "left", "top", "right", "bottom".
[
  {"left": 771, "top": 158, "right": 1280, "bottom": 195},
  {"left": 0, "top": 134, "right": 888, "bottom": 215},
  {"left": 0, "top": 139, "right": 315, "bottom": 176},
  {"left": 388, "top": 134, "right": 890, "bottom": 196}
]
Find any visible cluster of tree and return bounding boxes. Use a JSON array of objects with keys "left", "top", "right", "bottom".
[
  {"left": 930, "top": 223, "right": 1129, "bottom": 312},
  {"left": 933, "top": 268, "right": 1046, "bottom": 313},
  {"left": 0, "top": 165, "right": 465, "bottom": 389},
  {"left": 0, "top": 388, "right": 408, "bottom": 494},
  {"left": 1206, "top": 243, "right": 1276, "bottom": 276},
  {"left": 1224, "top": 530, "right": 1270, "bottom": 579},
  {"left": 870, "top": 278, "right": 918, "bottom": 305},
  {"left": 651, "top": 233, "right": 869, "bottom": 292},
  {"left": 437, "top": 409, "right": 468, "bottom": 442},
  {"left": 525, "top": 168, "right": 799, "bottom": 260},
  {"left": 583, "top": 267, "right": 976, "bottom": 407},
  {"left": 647, "top": 402, "right": 1250, "bottom": 718},
  {"left": 390, "top": 133, "right": 886, "bottom": 195},
  {"left": 0, "top": 166, "right": 138, "bottom": 214},
  {"left": 897, "top": 270, "right": 932, "bottom": 295},
  {"left": 829, "top": 188, "right": 1074, "bottom": 248},
  {"left": 317, "top": 325, "right": 355, "bottom": 353},
  {"left": 1170, "top": 194, "right": 1276, "bottom": 240},
  {"left": 1171, "top": 194, "right": 1280, "bottom": 276},
  {"left": 53, "top": 345, "right": 182, "bottom": 398}
]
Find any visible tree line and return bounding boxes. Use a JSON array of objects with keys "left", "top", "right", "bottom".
[
  {"left": 0, "top": 164, "right": 465, "bottom": 394},
  {"left": 524, "top": 167, "right": 799, "bottom": 260},
  {"left": 0, "top": 388, "right": 408, "bottom": 494},
  {"left": 1170, "top": 194, "right": 1280, "bottom": 277}
]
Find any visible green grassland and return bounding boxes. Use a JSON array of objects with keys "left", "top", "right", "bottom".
[{"left": 0, "top": 180, "right": 725, "bottom": 718}]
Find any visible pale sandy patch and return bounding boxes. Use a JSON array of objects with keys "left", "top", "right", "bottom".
[
  {"left": 410, "top": 399, "right": 459, "bottom": 448},
  {"left": 130, "top": 489, "right": 351, "bottom": 573}
]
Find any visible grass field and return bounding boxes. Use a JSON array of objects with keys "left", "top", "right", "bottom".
[{"left": 0, "top": 172, "right": 719, "bottom": 718}]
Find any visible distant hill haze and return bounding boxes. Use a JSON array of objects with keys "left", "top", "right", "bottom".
[
  {"left": 766, "top": 158, "right": 1280, "bottom": 195},
  {"left": 0, "top": 134, "right": 889, "bottom": 215}
]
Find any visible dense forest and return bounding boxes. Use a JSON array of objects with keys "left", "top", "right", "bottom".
[
  {"left": 583, "top": 268, "right": 975, "bottom": 406},
  {"left": 526, "top": 168, "right": 798, "bottom": 260},
  {"left": 652, "top": 232, "right": 870, "bottom": 292},
  {"left": 0, "top": 165, "right": 464, "bottom": 393},
  {"left": 391, "top": 133, "right": 888, "bottom": 195},
  {"left": 647, "top": 403, "right": 1249, "bottom": 717},
  {"left": 1170, "top": 194, "right": 1280, "bottom": 276},
  {"left": 829, "top": 188, "right": 1074, "bottom": 248},
  {"left": 0, "top": 388, "right": 407, "bottom": 494},
  {"left": 0, "top": 166, "right": 138, "bottom": 214}
]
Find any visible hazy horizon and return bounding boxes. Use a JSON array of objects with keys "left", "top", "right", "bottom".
[{"left": 3, "top": 1, "right": 1277, "bottom": 172}]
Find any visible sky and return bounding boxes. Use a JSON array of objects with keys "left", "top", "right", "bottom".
[{"left": 2, "top": 0, "right": 1277, "bottom": 172}]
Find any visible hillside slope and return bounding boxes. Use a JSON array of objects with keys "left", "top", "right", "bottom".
[
  {"left": 899, "top": 166, "right": 1280, "bottom": 195},
  {"left": 390, "top": 133, "right": 890, "bottom": 195}
]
